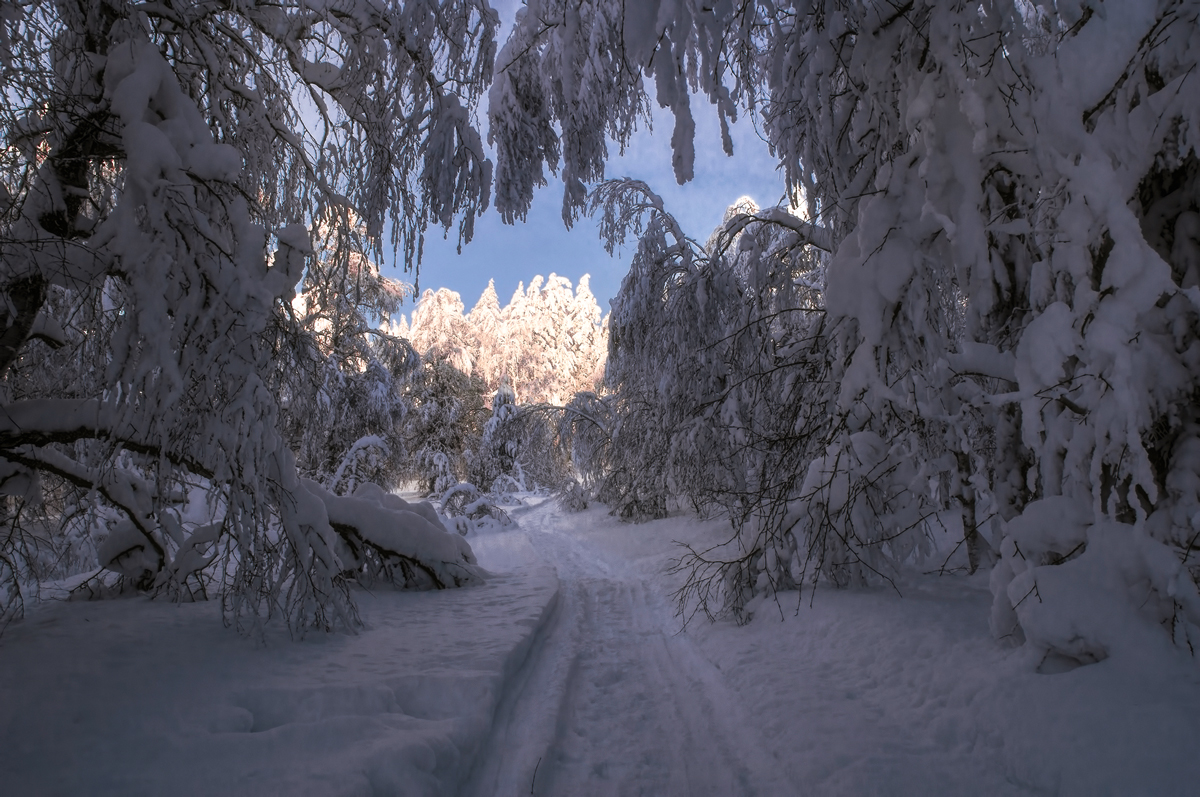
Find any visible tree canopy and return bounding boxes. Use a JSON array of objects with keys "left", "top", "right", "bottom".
[
  {"left": 0, "top": 0, "right": 496, "bottom": 631},
  {"left": 487, "top": 0, "right": 1200, "bottom": 663},
  {"left": 4, "top": 0, "right": 1200, "bottom": 665}
]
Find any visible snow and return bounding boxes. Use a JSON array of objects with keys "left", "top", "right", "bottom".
[
  {"left": 95, "top": 519, "right": 160, "bottom": 581},
  {"left": 463, "top": 500, "right": 792, "bottom": 796},
  {"left": 691, "top": 569, "right": 1200, "bottom": 795},
  {"left": 312, "top": 479, "right": 467, "bottom": 567},
  {"left": 514, "top": 504, "right": 1200, "bottom": 795},
  {"left": 947, "top": 340, "right": 1017, "bottom": 383},
  {"left": 3, "top": 496, "right": 1199, "bottom": 794},
  {"left": 0, "top": 525, "right": 559, "bottom": 796}
]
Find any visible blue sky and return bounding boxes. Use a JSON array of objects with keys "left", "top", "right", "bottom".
[
  {"left": 404, "top": 107, "right": 786, "bottom": 315},
  {"left": 386, "top": 3, "right": 788, "bottom": 317}
]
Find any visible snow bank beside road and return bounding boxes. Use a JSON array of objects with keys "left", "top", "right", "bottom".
[
  {"left": 687, "top": 577, "right": 1200, "bottom": 795},
  {"left": 0, "top": 527, "right": 557, "bottom": 796}
]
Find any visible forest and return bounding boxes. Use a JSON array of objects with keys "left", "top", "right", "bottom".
[{"left": 3, "top": 0, "right": 1200, "bottom": 691}]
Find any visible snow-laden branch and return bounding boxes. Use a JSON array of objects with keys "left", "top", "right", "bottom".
[
  {"left": 714, "top": 209, "right": 834, "bottom": 256},
  {"left": 0, "top": 399, "right": 216, "bottom": 477},
  {"left": 588, "top": 178, "right": 693, "bottom": 255},
  {"left": 304, "top": 480, "right": 483, "bottom": 590},
  {"left": 2, "top": 446, "right": 165, "bottom": 576}
]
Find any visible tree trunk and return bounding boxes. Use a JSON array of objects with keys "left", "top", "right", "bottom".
[
  {"left": 0, "top": 275, "right": 47, "bottom": 379},
  {"left": 955, "top": 450, "right": 985, "bottom": 575}
]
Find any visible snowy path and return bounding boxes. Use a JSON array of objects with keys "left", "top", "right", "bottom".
[
  {"left": 468, "top": 501, "right": 1200, "bottom": 797},
  {"left": 6, "top": 495, "right": 1200, "bottom": 795},
  {"left": 464, "top": 502, "right": 794, "bottom": 797}
]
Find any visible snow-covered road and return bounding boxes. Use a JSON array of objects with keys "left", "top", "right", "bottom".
[
  {"left": 464, "top": 502, "right": 795, "bottom": 797},
  {"left": 467, "top": 499, "right": 1200, "bottom": 797},
  {"left": 5, "top": 494, "right": 1200, "bottom": 795}
]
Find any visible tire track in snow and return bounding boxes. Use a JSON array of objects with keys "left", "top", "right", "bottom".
[{"left": 461, "top": 503, "right": 794, "bottom": 796}]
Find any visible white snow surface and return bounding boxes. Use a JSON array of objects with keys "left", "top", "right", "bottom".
[
  {"left": 0, "top": 529, "right": 557, "bottom": 796},
  {"left": 3, "top": 497, "right": 1200, "bottom": 795}
]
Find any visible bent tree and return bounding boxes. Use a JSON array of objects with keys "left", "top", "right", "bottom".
[
  {"left": 488, "top": 0, "right": 1200, "bottom": 661},
  {"left": 0, "top": 0, "right": 496, "bottom": 630}
]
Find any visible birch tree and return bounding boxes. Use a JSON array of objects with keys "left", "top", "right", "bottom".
[
  {"left": 493, "top": 0, "right": 1200, "bottom": 660},
  {"left": 0, "top": 0, "right": 495, "bottom": 630}
]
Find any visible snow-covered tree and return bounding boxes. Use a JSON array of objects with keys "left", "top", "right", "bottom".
[
  {"left": 406, "top": 287, "right": 477, "bottom": 374},
  {"left": 469, "top": 381, "right": 521, "bottom": 492},
  {"left": 492, "top": 1, "right": 1200, "bottom": 661},
  {"left": 0, "top": 0, "right": 496, "bottom": 630},
  {"left": 400, "top": 357, "right": 487, "bottom": 496},
  {"left": 497, "top": 273, "right": 609, "bottom": 404},
  {"left": 404, "top": 273, "right": 608, "bottom": 405},
  {"left": 587, "top": 183, "right": 848, "bottom": 545},
  {"left": 496, "top": 276, "right": 546, "bottom": 400},
  {"left": 466, "top": 279, "right": 505, "bottom": 388},
  {"left": 285, "top": 214, "right": 418, "bottom": 493},
  {"left": 397, "top": 273, "right": 606, "bottom": 506},
  {"left": 568, "top": 274, "right": 608, "bottom": 393}
]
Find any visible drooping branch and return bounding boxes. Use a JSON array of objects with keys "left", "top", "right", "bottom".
[
  {"left": 0, "top": 399, "right": 214, "bottom": 478},
  {"left": 1, "top": 445, "right": 165, "bottom": 570},
  {"left": 713, "top": 208, "right": 834, "bottom": 257}
]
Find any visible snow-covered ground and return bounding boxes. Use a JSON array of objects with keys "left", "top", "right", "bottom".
[
  {"left": 3, "top": 497, "right": 1200, "bottom": 795},
  {"left": 0, "top": 527, "right": 558, "bottom": 796},
  {"left": 462, "top": 500, "right": 792, "bottom": 796}
]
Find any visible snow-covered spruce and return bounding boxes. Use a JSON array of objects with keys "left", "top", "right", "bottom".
[
  {"left": 404, "top": 273, "right": 608, "bottom": 406},
  {"left": 400, "top": 357, "right": 488, "bottom": 497}
]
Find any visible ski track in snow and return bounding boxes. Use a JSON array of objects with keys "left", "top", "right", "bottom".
[{"left": 465, "top": 501, "right": 794, "bottom": 797}]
